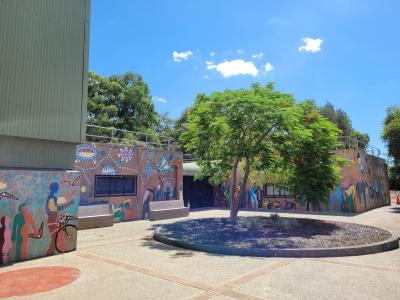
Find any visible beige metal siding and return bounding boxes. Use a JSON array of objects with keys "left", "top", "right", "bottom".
[
  {"left": 0, "top": 135, "right": 76, "bottom": 169},
  {"left": 0, "top": 0, "right": 90, "bottom": 143}
]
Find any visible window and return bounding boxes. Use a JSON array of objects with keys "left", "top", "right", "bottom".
[
  {"left": 263, "top": 184, "right": 293, "bottom": 197},
  {"left": 94, "top": 175, "right": 137, "bottom": 197}
]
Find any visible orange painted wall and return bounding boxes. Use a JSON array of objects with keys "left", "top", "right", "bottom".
[{"left": 75, "top": 143, "right": 183, "bottom": 221}]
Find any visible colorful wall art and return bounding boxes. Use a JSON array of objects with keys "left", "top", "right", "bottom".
[
  {"left": 0, "top": 170, "right": 80, "bottom": 265},
  {"left": 75, "top": 143, "right": 183, "bottom": 221},
  {"left": 208, "top": 149, "right": 390, "bottom": 213}
]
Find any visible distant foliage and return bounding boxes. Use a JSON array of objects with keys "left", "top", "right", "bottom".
[
  {"left": 382, "top": 106, "right": 400, "bottom": 189},
  {"left": 319, "top": 102, "right": 370, "bottom": 149},
  {"left": 87, "top": 71, "right": 159, "bottom": 138}
]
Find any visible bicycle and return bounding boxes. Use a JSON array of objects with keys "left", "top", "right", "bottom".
[{"left": 48, "top": 214, "right": 78, "bottom": 253}]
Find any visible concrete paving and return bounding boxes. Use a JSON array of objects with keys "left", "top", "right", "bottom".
[{"left": 1, "top": 196, "right": 400, "bottom": 300}]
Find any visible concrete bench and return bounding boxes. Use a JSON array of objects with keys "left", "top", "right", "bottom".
[
  {"left": 77, "top": 204, "right": 114, "bottom": 230},
  {"left": 149, "top": 200, "right": 189, "bottom": 221}
]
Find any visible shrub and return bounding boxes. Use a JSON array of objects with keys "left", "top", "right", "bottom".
[
  {"left": 270, "top": 212, "right": 281, "bottom": 223},
  {"left": 238, "top": 217, "right": 264, "bottom": 231}
]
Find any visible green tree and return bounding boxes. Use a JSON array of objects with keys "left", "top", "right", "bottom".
[
  {"left": 173, "top": 108, "right": 191, "bottom": 152},
  {"left": 87, "top": 71, "right": 159, "bottom": 139},
  {"left": 181, "top": 83, "right": 298, "bottom": 222},
  {"left": 283, "top": 101, "right": 343, "bottom": 210},
  {"left": 319, "top": 102, "right": 369, "bottom": 150},
  {"left": 382, "top": 105, "right": 400, "bottom": 189}
]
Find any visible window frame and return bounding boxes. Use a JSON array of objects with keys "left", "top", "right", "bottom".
[
  {"left": 263, "top": 184, "right": 293, "bottom": 197},
  {"left": 94, "top": 175, "right": 137, "bottom": 197}
]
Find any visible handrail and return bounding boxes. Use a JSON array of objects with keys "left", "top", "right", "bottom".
[
  {"left": 182, "top": 136, "right": 382, "bottom": 163},
  {"left": 338, "top": 136, "right": 381, "bottom": 157},
  {"left": 183, "top": 154, "right": 195, "bottom": 163},
  {"left": 86, "top": 124, "right": 175, "bottom": 149}
]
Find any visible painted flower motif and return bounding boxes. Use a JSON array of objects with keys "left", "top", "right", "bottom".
[{"left": 118, "top": 147, "right": 134, "bottom": 163}]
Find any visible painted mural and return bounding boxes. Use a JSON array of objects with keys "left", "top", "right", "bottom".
[
  {"left": 209, "top": 149, "right": 390, "bottom": 213},
  {"left": 322, "top": 149, "right": 390, "bottom": 213},
  {"left": 0, "top": 170, "right": 80, "bottom": 265},
  {"left": 75, "top": 143, "right": 183, "bottom": 221}
]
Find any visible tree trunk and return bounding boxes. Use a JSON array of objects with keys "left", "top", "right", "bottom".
[
  {"left": 235, "top": 157, "right": 251, "bottom": 218},
  {"left": 306, "top": 200, "right": 310, "bottom": 211},
  {"left": 229, "top": 156, "right": 239, "bottom": 222}
]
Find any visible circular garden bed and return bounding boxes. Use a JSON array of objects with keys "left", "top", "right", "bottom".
[{"left": 153, "top": 216, "right": 399, "bottom": 257}]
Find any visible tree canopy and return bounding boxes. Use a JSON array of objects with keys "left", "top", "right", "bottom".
[
  {"left": 319, "top": 102, "right": 370, "bottom": 149},
  {"left": 182, "top": 83, "right": 342, "bottom": 220},
  {"left": 382, "top": 105, "right": 400, "bottom": 189},
  {"left": 283, "top": 101, "right": 343, "bottom": 210},
  {"left": 87, "top": 71, "right": 159, "bottom": 135}
]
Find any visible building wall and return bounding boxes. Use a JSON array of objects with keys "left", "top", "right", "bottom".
[
  {"left": 323, "top": 149, "right": 390, "bottom": 213},
  {"left": 75, "top": 143, "right": 183, "bottom": 222},
  {"left": 210, "top": 149, "right": 390, "bottom": 213},
  {"left": 0, "top": 170, "right": 80, "bottom": 265},
  {"left": 0, "top": 0, "right": 90, "bottom": 169}
]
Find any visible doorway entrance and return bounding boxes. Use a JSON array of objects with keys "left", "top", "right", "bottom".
[{"left": 183, "top": 176, "right": 214, "bottom": 208}]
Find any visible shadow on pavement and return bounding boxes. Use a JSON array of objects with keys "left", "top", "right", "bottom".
[
  {"left": 389, "top": 207, "right": 400, "bottom": 214},
  {"left": 140, "top": 224, "right": 196, "bottom": 258}
]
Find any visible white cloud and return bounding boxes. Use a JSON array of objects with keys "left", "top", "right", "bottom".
[
  {"left": 237, "top": 49, "right": 245, "bottom": 54},
  {"left": 204, "top": 75, "right": 209, "bottom": 79},
  {"left": 210, "top": 52, "right": 215, "bottom": 57},
  {"left": 206, "top": 59, "right": 259, "bottom": 77},
  {"left": 153, "top": 96, "right": 167, "bottom": 104},
  {"left": 252, "top": 52, "right": 264, "bottom": 60},
  {"left": 172, "top": 50, "right": 193, "bottom": 62},
  {"left": 298, "top": 37, "right": 323, "bottom": 53},
  {"left": 264, "top": 62, "right": 274, "bottom": 72}
]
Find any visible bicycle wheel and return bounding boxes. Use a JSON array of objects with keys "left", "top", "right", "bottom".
[{"left": 55, "top": 225, "right": 78, "bottom": 253}]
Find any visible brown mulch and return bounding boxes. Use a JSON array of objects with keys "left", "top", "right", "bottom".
[{"left": 158, "top": 217, "right": 392, "bottom": 249}]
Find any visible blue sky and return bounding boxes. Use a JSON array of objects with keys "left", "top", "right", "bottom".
[{"left": 89, "top": 0, "right": 400, "bottom": 155}]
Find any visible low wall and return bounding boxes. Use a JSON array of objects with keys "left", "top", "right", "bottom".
[
  {"left": 75, "top": 143, "right": 183, "bottom": 222},
  {"left": 210, "top": 149, "right": 390, "bottom": 213},
  {"left": 0, "top": 169, "right": 80, "bottom": 265}
]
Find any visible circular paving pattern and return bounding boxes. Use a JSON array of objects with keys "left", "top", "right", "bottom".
[{"left": 0, "top": 266, "right": 80, "bottom": 298}]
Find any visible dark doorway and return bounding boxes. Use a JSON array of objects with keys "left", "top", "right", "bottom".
[{"left": 183, "top": 176, "right": 214, "bottom": 208}]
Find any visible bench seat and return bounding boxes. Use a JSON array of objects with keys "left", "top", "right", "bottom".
[
  {"left": 149, "top": 200, "right": 189, "bottom": 221},
  {"left": 78, "top": 204, "right": 114, "bottom": 230}
]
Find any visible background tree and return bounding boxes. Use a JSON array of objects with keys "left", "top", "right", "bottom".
[
  {"left": 319, "top": 102, "right": 370, "bottom": 149},
  {"left": 182, "top": 83, "right": 298, "bottom": 222},
  {"left": 382, "top": 105, "right": 400, "bottom": 189},
  {"left": 172, "top": 108, "right": 191, "bottom": 152},
  {"left": 282, "top": 101, "right": 343, "bottom": 210},
  {"left": 87, "top": 71, "right": 160, "bottom": 141}
]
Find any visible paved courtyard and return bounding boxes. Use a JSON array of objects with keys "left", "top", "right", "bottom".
[{"left": 1, "top": 197, "right": 399, "bottom": 300}]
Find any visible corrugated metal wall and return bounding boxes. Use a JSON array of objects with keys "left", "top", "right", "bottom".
[
  {"left": 0, "top": 135, "right": 75, "bottom": 169},
  {"left": 0, "top": 0, "right": 90, "bottom": 143}
]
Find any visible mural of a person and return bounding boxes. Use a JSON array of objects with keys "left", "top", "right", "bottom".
[
  {"left": 11, "top": 203, "right": 38, "bottom": 262},
  {"left": 248, "top": 186, "right": 258, "bottom": 209},
  {"left": 0, "top": 216, "right": 12, "bottom": 265},
  {"left": 342, "top": 180, "right": 357, "bottom": 213},
  {"left": 233, "top": 186, "right": 240, "bottom": 208},
  {"left": 46, "top": 182, "right": 75, "bottom": 255},
  {"left": 142, "top": 189, "right": 153, "bottom": 219},
  {"left": 155, "top": 176, "right": 163, "bottom": 201},
  {"left": 165, "top": 180, "right": 172, "bottom": 200}
]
